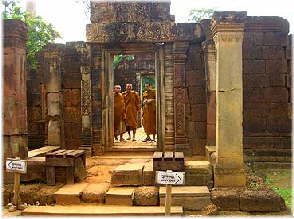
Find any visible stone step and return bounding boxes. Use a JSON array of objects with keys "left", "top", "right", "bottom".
[
  {"left": 54, "top": 183, "right": 88, "bottom": 205},
  {"left": 105, "top": 187, "right": 135, "bottom": 206},
  {"left": 21, "top": 204, "right": 183, "bottom": 216},
  {"left": 81, "top": 183, "right": 110, "bottom": 203},
  {"left": 185, "top": 161, "right": 213, "bottom": 186},
  {"left": 109, "top": 145, "right": 157, "bottom": 152},
  {"left": 159, "top": 186, "right": 211, "bottom": 211},
  {"left": 143, "top": 160, "right": 154, "bottom": 186},
  {"left": 111, "top": 163, "right": 144, "bottom": 186}
]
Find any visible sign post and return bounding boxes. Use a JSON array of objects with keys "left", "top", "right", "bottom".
[
  {"left": 6, "top": 158, "right": 27, "bottom": 210},
  {"left": 156, "top": 170, "right": 185, "bottom": 216}
]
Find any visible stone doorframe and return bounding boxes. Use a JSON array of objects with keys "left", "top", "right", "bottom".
[{"left": 100, "top": 43, "right": 166, "bottom": 152}]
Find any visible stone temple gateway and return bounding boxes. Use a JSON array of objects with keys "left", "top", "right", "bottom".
[{"left": 3, "top": 0, "right": 292, "bottom": 215}]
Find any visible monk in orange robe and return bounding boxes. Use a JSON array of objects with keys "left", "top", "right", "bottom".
[
  {"left": 122, "top": 83, "right": 140, "bottom": 141},
  {"left": 142, "top": 83, "right": 156, "bottom": 142},
  {"left": 113, "top": 85, "right": 126, "bottom": 142}
]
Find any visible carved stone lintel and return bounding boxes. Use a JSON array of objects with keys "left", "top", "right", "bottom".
[
  {"left": 86, "top": 22, "right": 203, "bottom": 43},
  {"left": 213, "top": 31, "right": 244, "bottom": 44}
]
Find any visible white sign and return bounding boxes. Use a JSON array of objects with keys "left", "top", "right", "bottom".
[
  {"left": 156, "top": 171, "right": 185, "bottom": 185},
  {"left": 6, "top": 159, "right": 27, "bottom": 174}
]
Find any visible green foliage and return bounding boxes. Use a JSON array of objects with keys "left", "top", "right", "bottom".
[
  {"left": 188, "top": 8, "right": 215, "bottom": 23},
  {"left": 265, "top": 175, "right": 292, "bottom": 209},
  {"left": 113, "top": 55, "right": 135, "bottom": 69},
  {"left": 2, "top": 0, "right": 60, "bottom": 70}
]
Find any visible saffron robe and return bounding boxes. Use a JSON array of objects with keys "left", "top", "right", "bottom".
[
  {"left": 122, "top": 90, "right": 140, "bottom": 129},
  {"left": 142, "top": 89, "right": 156, "bottom": 135},
  {"left": 114, "top": 92, "right": 126, "bottom": 136}
]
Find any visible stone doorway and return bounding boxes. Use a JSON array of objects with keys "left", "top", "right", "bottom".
[{"left": 100, "top": 43, "right": 165, "bottom": 152}]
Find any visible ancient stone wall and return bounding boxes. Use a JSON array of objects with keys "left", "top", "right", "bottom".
[
  {"left": 204, "top": 16, "right": 292, "bottom": 162},
  {"left": 242, "top": 17, "right": 291, "bottom": 162},
  {"left": 4, "top": 19, "right": 28, "bottom": 158},
  {"left": 62, "top": 42, "right": 83, "bottom": 149},
  {"left": 185, "top": 43, "right": 207, "bottom": 155},
  {"left": 27, "top": 67, "right": 46, "bottom": 149}
]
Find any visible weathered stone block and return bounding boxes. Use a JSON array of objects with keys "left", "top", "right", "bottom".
[
  {"left": 243, "top": 60, "right": 266, "bottom": 74},
  {"left": 188, "top": 87, "right": 206, "bottom": 104},
  {"left": 185, "top": 161, "right": 212, "bottom": 186},
  {"left": 47, "top": 93, "right": 60, "bottom": 116},
  {"left": 262, "top": 46, "right": 283, "bottom": 59},
  {"left": 81, "top": 183, "right": 110, "bottom": 203},
  {"left": 111, "top": 163, "right": 144, "bottom": 186},
  {"left": 266, "top": 59, "right": 287, "bottom": 74},
  {"left": 189, "top": 122, "right": 206, "bottom": 139},
  {"left": 211, "top": 189, "right": 240, "bottom": 211},
  {"left": 239, "top": 190, "right": 286, "bottom": 212},
  {"left": 159, "top": 186, "right": 211, "bottom": 210},
  {"left": 206, "top": 124, "right": 216, "bottom": 146},
  {"left": 54, "top": 183, "right": 88, "bottom": 205},
  {"left": 105, "top": 187, "right": 134, "bottom": 206},
  {"left": 21, "top": 157, "right": 46, "bottom": 182},
  {"left": 143, "top": 161, "right": 154, "bottom": 186},
  {"left": 63, "top": 107, "right": 81, "bottom": 122},
  {"left": 134, "top": 186, "right": 159, "bottom": 206},
  {"left": 62, "top": 74, "right": 81, "bottom": 89},
  {"left": 244, "top": 88, "right": 265, "bottom": 103},
  {"left": 244, "top": 74, "right": 269, "bottom": 88},
  {"left": 264, "top": 87, "right": 288, "bottom": 103},
  {"left": 191, "top": 104, "right": 206, "bottom": 122}
]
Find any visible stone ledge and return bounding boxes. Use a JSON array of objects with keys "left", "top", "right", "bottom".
[{"left": 211, "top": 188, "right": 286, "bottom": 212}]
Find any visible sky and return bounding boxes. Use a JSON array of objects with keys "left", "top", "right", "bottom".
[{"left": 16, "top": 0, "right": 294, "bottom": 43}]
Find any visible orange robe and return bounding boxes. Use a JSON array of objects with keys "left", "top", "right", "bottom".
[
  {"left": 122, "top": 90, "right": 140, "bottom": 129},
  {"left": 114, "top": 92, "right": 125, "bottom": 136},
  {"left": 142, "top": 89, "right": 156, "bottom": 135}
]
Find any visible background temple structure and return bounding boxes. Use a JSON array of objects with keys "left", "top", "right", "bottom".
[{"left": 3, "top": 0, "right": 292, "bottom": 212}]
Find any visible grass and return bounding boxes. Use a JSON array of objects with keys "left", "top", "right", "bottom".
[{"left": 264, "top": 170, "right": 292, "bottom": 210}]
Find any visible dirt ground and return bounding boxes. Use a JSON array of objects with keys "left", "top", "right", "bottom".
[{"left": 113, "top": 127, "right": 156, "bottom": 147}]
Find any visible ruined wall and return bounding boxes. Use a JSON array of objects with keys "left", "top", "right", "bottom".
[
  {"left": 186, "top": 43, "right": 207, "bottom": 155},
  {"left": 242, "top": 17, "right": 292, "bottom": 162},
  {"left": 27, "top": 67, "right": 46, "bottom": 149},
  {"left": 3, "top": 19, "right": 28, "bottom": 159},
  {"left": 204, "top": 16, "right": 292, "bottom": 162},
  {"left": 62, "top": 42, "right": 83, "bottom": 149}
]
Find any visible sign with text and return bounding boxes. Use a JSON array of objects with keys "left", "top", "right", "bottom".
[
  {"left": 6, "top": 159, "right": 27, "bottom": 174},
  {"left": 156, "top": 171, "right": 185, "bottom": 185}
]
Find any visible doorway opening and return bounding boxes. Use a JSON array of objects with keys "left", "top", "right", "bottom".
[{"left": 111, "top": 52, "right": 157, "bottom": 150}]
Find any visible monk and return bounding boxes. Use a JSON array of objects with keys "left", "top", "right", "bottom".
[
  {"left": 142, "top": 83, "right": 156, "bottom": 142},
  {"left": 122, "top": 83, "right": 140, "bottom": 141},
  {"left": 113, "top": 85, "right": 126, "bottom": 142}
]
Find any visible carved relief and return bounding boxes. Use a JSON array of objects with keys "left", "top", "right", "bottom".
[
  {"left": 174, "top": 88, "right": 186, "bottom": 136},
  {"left": 81, "top": 75, "right": 92, "bottom": 116}
]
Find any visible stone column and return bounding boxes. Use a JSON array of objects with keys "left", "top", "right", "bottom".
[
  {"left": 211, "top": 12, "right": 247, "bottom": 187},
  {"left": 43, "top": 44, "right": 64, "bottom": 147},
  {"left": 202, "top": 40, "right": 216, "bottom": 146},
  {"left": 3, "top": 20, "right": 28, "bottom": 160},
  {"left": 79, "top": 43, "right": 92, "bottom": 156},
  {"left": 173, "top": 42, "right": 190, "bottom": 155}
]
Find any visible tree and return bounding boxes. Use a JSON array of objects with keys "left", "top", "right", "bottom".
[
  {"left": 2, "top": 0, "right": 61, "bottom": 70},
  {"left": 188, "top": 8, "right": 215, "bottom": 23},
  {"left": 113, "top": 55, "right": 135, "bottom": 69}
]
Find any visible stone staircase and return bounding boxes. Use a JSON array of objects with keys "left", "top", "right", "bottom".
[{"left": 22, "top": 159, "right": 213, "bottom": 216}]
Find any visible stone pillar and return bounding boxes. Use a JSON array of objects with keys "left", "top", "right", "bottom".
[
  {"left": 79, "top": 43, "right": 92, "bottom": 156},
  {"left": 173, "top": 42, "right": 190, "bottom": 155},
  {"left": 3, "top": 20, "right": 28, "bottom": 160},
  {"left": 202, "top": 40, "right": 216, "bottom": 146},
  {"left": 43, "top": 44, "right": 64, "bottom": 147},
  {"left": 211, "top": 12, "right": 247, "bottom": 187}
]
